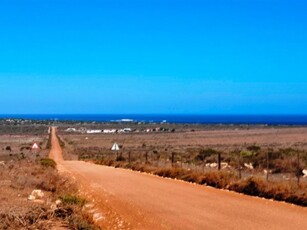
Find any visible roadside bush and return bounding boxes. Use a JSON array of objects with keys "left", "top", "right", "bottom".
[
  {"left": 40, "top": 158, "right": 56, "bottom": 169},
  {"left": 199, "top": 171, "right": 236, "bottom": 188},
  {"left": 229, "top": 177, "right": 307, "bottom": 206},
  {"left": 180, "top": 172, "right": 201, "bottom": 183},
  {"left": 229, "top": 177, "right": 266, "bottom": 196},
  {"left": 60, "top": 195, "right": 86, "bottom": 206},
  {"left": 116, "top": 155, "right": 126, "bottom": 161},
  {"left": 154, "top": 168, "right": 187, "bottom": 179},
  {"left": 68, "top": 211, "right": 98, "bottom": 230}
]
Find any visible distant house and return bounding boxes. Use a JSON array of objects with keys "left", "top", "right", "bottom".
[
  {"left": 86, "top": 129, "right": 102, "bottom": 134},
  {"left": 118, "top": 128, "right": 132, "bottom": 133},
  {"left": 103, "top": 129, "right": 117, "bottom": 134},
  {"left": 79, "top": 128, "right": 87, "bottom": 134},
  {"left": 65, "top": 128, "right": 77, "bottom": 132}
]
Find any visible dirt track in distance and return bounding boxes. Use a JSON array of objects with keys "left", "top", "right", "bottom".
[{"left": 49, "top": 127, "right": 307, "bottom": 230}]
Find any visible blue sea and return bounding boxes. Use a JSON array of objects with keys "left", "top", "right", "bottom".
[{"left": 1, "top": 114, "right": 307, "bottom": 125}]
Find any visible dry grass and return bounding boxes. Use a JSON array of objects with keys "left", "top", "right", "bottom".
[
  {"left": 229, "top": 177, "right": 307, "bottom": 206},
  {"left": 0, "top": 158, "right": 100, "bottom": 229},
  {"left": 0, "top": 134, "right": 100, "bottom": 230},
  {"left": 63, "top": 127, "right": 307, "bottom": 153}
]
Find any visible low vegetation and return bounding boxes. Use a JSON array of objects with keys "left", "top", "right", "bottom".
[
  {"left": 46, "top": 132, "right": 52, "bottom": 149},
  {"left": 229, "top": 177, "right": 307, "bottom": 206},
  {"left": 0, "top": 156, "right": 98, "bottom": 229},
  {"left": 40, "top": 158, "right": 57, "bottom": 169},
  {"left": 60, "top": 195, "right": 86, "bottom": 206},
  {"left": 57, "top": 134, "right": 65, "bottom": 148}
]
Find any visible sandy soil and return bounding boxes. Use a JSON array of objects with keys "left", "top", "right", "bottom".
[{"left": 49, "top": 127, "right": 307, "bottom": 230}]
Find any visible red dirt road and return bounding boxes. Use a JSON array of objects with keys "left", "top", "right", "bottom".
[{"left": 49, "top": 127, "right": 307, "bottom": 230}]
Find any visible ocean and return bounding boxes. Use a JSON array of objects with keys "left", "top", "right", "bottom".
[{"left": 1, "top": 114, "right": 307, "bottom": 125}]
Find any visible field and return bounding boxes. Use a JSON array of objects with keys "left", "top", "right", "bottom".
[{"left": 62, "top": 126, "right": 307, "bottom": 174}]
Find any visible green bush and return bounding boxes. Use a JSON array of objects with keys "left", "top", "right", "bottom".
[
  {"left": 60, "top": 195, "right": 86, "bottom": 206},
  {"left": 40, "top": 158, "right": 56, "bottom": 169}
]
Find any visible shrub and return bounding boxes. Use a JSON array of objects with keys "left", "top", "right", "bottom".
[
  {"left": 116, "top": 155, "right": 126, "bottom": 162},
  {"left": 181, "top": 172, "right": 201, "bottom": 183},
  {"left": 200, "top": 171, "right": 236, "bottom": 188},
  {"left": 246, "top": 145, "right": 261, "bottom": 153},
  {"left": 240, "top": 150, "right": 255, "bottom": 158},
  {"left": 68, "top": 215, "right": 96, "bottom": 230},
  {"left": 40, "top": 158, "right": 56, "bottom": 169},
  {"left": 154, "top": 168, "right": 186, "bottom": 179},
  {"left": 195, "top": 148, "right": 217, "bottom": 162},
  {"left": 60, "top": 195, "right": 86, "bottom": 206},
  {"left": 230, "top": 177, "right": 266, "bottom": 196}
]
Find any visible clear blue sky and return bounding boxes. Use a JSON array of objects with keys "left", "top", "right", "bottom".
[{"left": 0, "top": 0, "right": 307, "bottom": 114}]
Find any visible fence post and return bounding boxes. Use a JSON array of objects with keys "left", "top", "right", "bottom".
[
  {"left": 297, "top": 152, "right": 300, "bottom": 187},
  {"left": 238, "top": 153, "right": 242, "bottom": 179},
  {"left": 217, "top": 152, "right": 221, "bottom": 171},
  {"left": 180, "top": 154, "right": 183, "bottom": 168},
  {"left": 266, "top": 151, "right": 269, "bottom": 182},
  {"left": 171, "top": 152, "right": 175, "bottom": 167}
]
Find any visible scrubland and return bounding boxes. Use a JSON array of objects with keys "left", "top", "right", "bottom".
[{"left": 0, "top": 134, "right": 99, "bottom": 230}]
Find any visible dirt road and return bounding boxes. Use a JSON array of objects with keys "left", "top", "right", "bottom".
[{"left": 49, "top": 127, "right": 307, "bottom": 230}]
